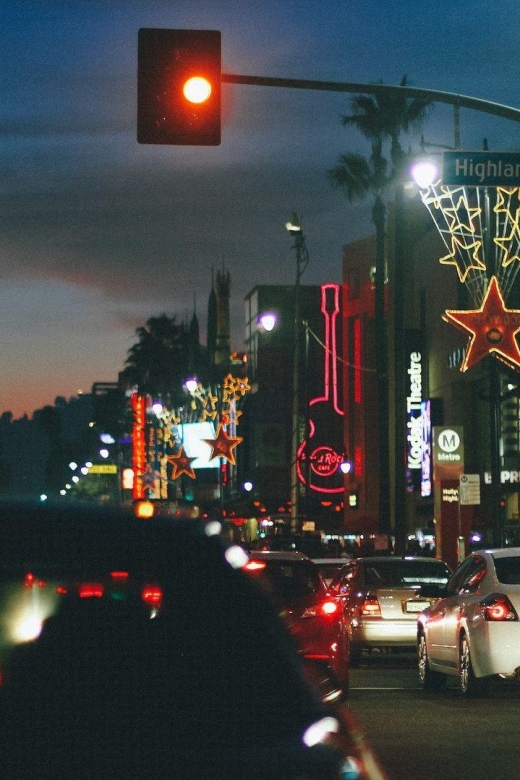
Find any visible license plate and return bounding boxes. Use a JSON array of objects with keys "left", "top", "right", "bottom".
[{"left": 405, "top": 600, "right": 430, "bottom": 613}]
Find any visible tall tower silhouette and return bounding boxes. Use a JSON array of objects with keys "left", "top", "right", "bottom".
[
  {"left": 207, "top": 268, "right": 217, "bottom": 365},
  {"left": 214, "top": 270, "right": 230, "bottom": 367}
]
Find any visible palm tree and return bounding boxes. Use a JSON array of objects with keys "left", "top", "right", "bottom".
[
  {"left": 124, "top": 314, "right": 192, "bottom": 406},
  {"left": 329, "top": 76, "right": 431, "bottom": 541}
]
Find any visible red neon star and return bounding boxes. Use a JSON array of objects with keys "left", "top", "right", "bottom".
[
  {"left": 203, "top": 424, "right": 243, "bottom": 465},
  {"left": 443, "top": 276, "right": 520, "bottom": 372},
  {"left": 166, "top": 447, "right": 196, "bottom": 480}
]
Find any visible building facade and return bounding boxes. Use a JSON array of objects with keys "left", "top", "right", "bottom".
[
  {"left": 341, "top": 192, "right": 520, "bottom": 561},
  {"left": 239, "top": 284, "right": 347, "bottom": 533}
]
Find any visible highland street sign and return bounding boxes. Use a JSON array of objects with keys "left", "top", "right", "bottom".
[{"left": 443, "top": 151, "right": 520, "bottom": 187}]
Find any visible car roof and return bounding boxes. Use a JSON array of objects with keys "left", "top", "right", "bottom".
[
  {"left": 356, "top": 555, "right": 448, "bottom": 564},
  {"left": 471, "top": 547, "right": 520, "bottom": 559},
  {"left": 311, "top": 558, "right": 349, "bottom": 564},
  {"left": 0, "top": 498, "right": 231, "bottom": 578},
  {"left": 249, "top": 550, "right": 312, "bottom": 562}
]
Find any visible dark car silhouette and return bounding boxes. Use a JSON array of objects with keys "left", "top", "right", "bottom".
[{"left": 0, "top": 499, "right": 386, "bottom": 780}]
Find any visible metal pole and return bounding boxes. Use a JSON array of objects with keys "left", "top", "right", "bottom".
[
  {"left": 393, "top": 179, "right": 407, "bottom": 554},
  {"left": 287, "top": 216, "right": 309, "bottom": 533},
  {"left": 290, "top": 232, "right": 303, "bottom": 533},
  {"left": 483, "top": 187, "right": 503, "bottom": 547},
  {"left": 373, "top": 197, "right": 391, "bottom": 541},
  {"left": 222, "top": 74, "right": 520, "bottom": 125}
]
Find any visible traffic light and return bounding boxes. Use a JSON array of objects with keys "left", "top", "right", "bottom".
[{"left": 137, "top": 28, "right": 221, "bottom": 146}]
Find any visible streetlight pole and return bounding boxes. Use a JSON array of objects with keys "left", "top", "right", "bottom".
[
  {"left": 482, "top": 187, "right": 503, "bottom": 547},
  {"left": 393, "top": 172, "right": 408, "bottom": 554},
  {"left": 373, "top": 196, "right": 391, "bottom": 541},
  {"left": 286, "top": 215, "right": 309, "bottom": 533}
]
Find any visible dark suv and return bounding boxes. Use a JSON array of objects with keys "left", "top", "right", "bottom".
[{"left": 244, "top": 550, "right": 350, "bottom": 698}]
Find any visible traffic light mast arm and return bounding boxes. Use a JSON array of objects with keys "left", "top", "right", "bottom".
[{"left": 222, "top": 73, "right": 520, "bottom": 125}]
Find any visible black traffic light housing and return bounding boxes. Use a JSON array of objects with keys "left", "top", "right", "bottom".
[{"left": 137, "top": 28, "right": 221, "bottom": 146}]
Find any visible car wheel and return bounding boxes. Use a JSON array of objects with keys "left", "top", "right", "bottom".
[
  {"left": 459, "top": 633, "right": 489, "bottom": 697},
  {"left": 418, "top": 632, "right": 446, "bottom": 691}
]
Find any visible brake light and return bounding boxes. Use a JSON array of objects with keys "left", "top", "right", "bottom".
[
  {"left": 480, "top": 593, "right": 518, "bottom": 621},
  {"left": 78, "top": 584, "right": 104, "bottom": 599},
  {"left": 141, "top": 585, "right": 163, "bottom": 606},
  {"left": 110, "top": 571, "right": 130, "bottom": 581},
  {"left": 360, "top": 596, "right": 382, "bottom": 617},
  {"left": 302, "top": 600, "right": 340, "bottom": 619},
  {"left": 24, "top": 573, "right": 46, "bottom": 588},
  {"left": 242, "top": 560, "right": 267, "bottom": 572}
]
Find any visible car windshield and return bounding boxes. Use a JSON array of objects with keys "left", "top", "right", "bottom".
[
  {"left": 363, "top": 560, "right": 451, "bottom": 589},
  {"left": 250, "top": 560, "right": 323, "bottom": 601},
  {"left": 493, "top": 555, "right": 520, "bottom": 584}
]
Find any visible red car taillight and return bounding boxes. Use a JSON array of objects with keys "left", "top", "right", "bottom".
[
  {"left": 110, "top": 571, "right": 130, "bottom": 582},
  {"left": 360, "top": 596, "right": 382, "bottom": 617},
  {"left": 78, "top": 583, "right": 104, "bottom": 598},
  {"left": 24, "top": 573, "right": 46, "bottom": 588},
  {"left": 141, "top": 585, "right": 163, "bottom": 606},
  {"left": 302, "top": 599, "right": 340, "bottom": 619},
  {"left": 480, "top": 593, "right": 519, "bottom": 621},
  {"left": 242, "top": 560, "right": 267, "bottom": 572}
]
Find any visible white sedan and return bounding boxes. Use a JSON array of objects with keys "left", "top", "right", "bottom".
[{"left": 417, "top": 547, "right": 520, "bottom": 696}]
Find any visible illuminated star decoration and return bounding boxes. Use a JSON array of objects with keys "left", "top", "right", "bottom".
[
  {"left": 203, "top": 424, "right": 243, "bottom": 465},
  {"left": 493, "top": 187, "right": 520, "bottom": 268},
  {"left": 443, "top": 275, "right": 520, "bottom": 372},
  {"left": 166, "top": 447, "right": 196, "bottom": 480},
  {"left": 442, "top": 195, "right": 481, "bottom": 234},
  {"left": 438, "top": 236, "right": 486, "bottom": 282}
]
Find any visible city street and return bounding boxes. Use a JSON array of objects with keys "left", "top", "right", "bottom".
[{"left": 347, "top": 651, "right": 520, "bottom": 780}]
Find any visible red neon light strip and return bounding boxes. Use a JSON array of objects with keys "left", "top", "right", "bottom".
[
  {"left": 354, "top": 317, "right": 362, "bottom": 403},
  {"left": 131, "top": 393, "right": 147, "bottom": 500},
  {"left": 354, "top": 445, "right": 363, "bottom": 479},
  {"left": 310, "top": 283, "right": 343, "bottom": 416}
]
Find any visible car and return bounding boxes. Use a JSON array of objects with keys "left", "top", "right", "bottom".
[
  {"left": 0, "top": 498, "right": 385, "bottom": 780},
  {"left": 417, "top": 547, "right": 520, "bottom": 696},
  {"left": 312, "top": 558, "right": 353, "bottom": 586},
  {"left": 258, "top": 533, "right": 327, "bottom": 558},
  {"left": 243, "top": 550, "right": 350, "bottom": 700},
  {"left": 329, "top": 555, "right": 451, "bottom": 666}
]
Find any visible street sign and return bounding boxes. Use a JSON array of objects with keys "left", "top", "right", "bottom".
[
  {"left": 443, "top": 151, "right": 520, "bottom": 187},
  {"left": 459, "top": 473, "right": 481, "bottom": 505},
  {"left": 89, "top": 464, "right": 118, "bottom": 474}
]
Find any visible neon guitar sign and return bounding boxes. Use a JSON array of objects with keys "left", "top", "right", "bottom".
[{"left": 297, "top": 283, "right": 345, "bottom": 494}]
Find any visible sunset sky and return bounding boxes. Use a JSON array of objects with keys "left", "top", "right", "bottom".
[{"left": 3, "top": 0, "right": 520, "bottom": 419}]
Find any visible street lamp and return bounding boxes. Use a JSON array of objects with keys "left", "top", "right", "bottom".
[
  {"left": 258, "top": 312, "right": 277, "bottom": 332},
  {"left": 339, "top": 459, "right": 352, "bottom": 475},
  {"left": 184, "top": 377, "right": 198, "bottom": 393},
  {"left": 286, "top": 213, "right": 310, "bottom": 532}
]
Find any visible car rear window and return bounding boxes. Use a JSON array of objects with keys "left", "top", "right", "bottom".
[
  {"left": 250, "top": 561, "right": 323, "bottom": 600},
  {"left": 315, "top": 563, "right": 345, "bottom": 582},
  {"left": 493, "top": 555, "right": 520, "bottom": 585},
  {"left": 364, "top": 560, "right": 451, "bottom": 588}
]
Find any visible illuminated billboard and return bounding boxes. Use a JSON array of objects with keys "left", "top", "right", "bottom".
[{"left": 178, "top": 422, "right": 219, "bottom": 469}]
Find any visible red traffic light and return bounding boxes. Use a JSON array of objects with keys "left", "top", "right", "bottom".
[
  {"left": 137, "top": 28, "right": 221, "bottom": 146},
  {"left": 183, "top": 76, "right": 213, "bottom": 104}
]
